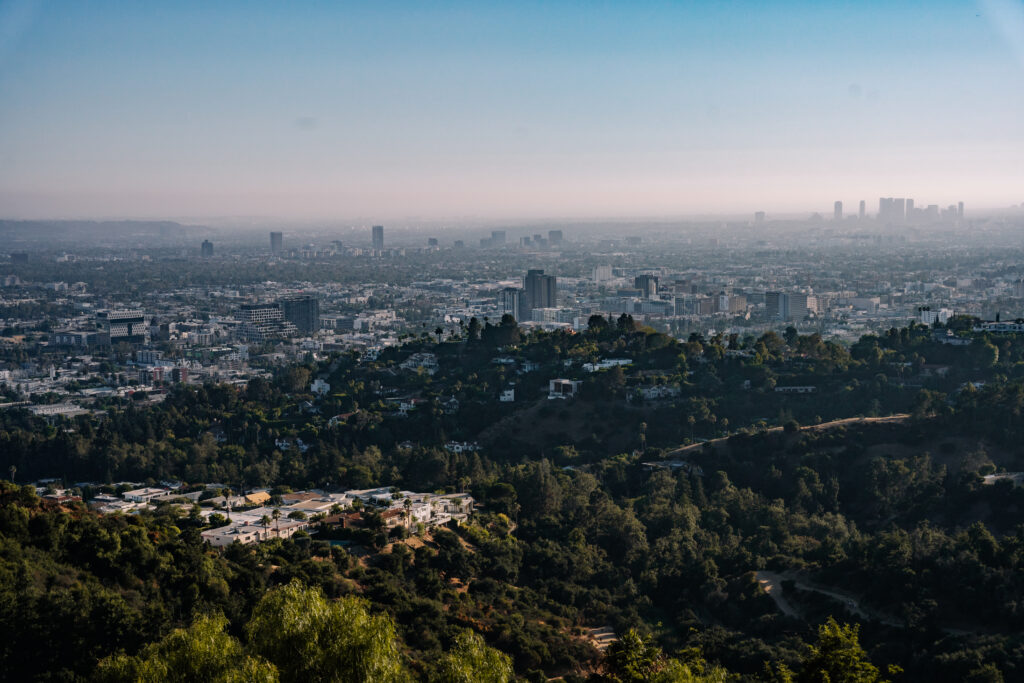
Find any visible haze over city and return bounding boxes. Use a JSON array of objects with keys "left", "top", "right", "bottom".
[{"left": 2, "top": 0, "right": 1024, "bottom": 221}]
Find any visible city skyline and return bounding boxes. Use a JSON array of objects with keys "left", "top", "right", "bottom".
[{"left": 1, "top": 1, "right": 1023, "bottom": 220}]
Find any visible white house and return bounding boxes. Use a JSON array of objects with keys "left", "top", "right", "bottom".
[{"left": 548, "top": 379, "right": 582, "bottom": 399}]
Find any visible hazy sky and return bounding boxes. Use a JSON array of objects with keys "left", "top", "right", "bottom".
[{"left": 1, "top": 0, "right": 1023, "bottom": 221}]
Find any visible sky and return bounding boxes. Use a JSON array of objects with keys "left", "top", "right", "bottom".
[{"left": 1, "top": 0, "right": 1023, "bottom": 221}]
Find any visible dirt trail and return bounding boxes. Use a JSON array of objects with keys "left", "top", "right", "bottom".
[{"left": 665, "top": 414, "right": 910, "bottom": 459}]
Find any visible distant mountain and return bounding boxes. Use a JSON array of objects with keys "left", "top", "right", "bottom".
[{"left": 0, "top": 220, "right": 209, "bottom": 245}]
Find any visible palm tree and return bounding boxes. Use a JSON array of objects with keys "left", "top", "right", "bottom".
[
  {"left": 403, "top": 498, "right": 413, "bottom": 530},
  {"left": 271, "top": 508, "right": 281, "bottom": 537},
  {"left": 434, "top": 326, "right": 443, "bottom": 343},
  {"left": 260, "top": 515, "right": 271, "bottom": 539}
]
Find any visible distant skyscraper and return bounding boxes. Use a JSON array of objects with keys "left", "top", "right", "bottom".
[
  {"left": 958, "top": 201, "right": 964, "bottom": 219},
  {"left": 427, "top": 237, "right": 438, "bottom": 247},
  {"left": 524, "top": 269, "right": 556, "bottom": 318},
  {"left": 491, "top": 230, "right": 506, "bottom": 245},
  {"left": 858, "top": 200, "right": 866, "bottom": 219},
  {"left": 270, "top": 231, "right": 283, "bottom": 253},
  {"left": 906, "top": 198, "right": 915, "bottom": 221},
  {"left": 754, "top": 211, "right": 766, "bottom": 223},
  {"left": 201, "top": 240, "right": 214, "bottom": 258},
  {"left": 833, "top": 201, "right": 842, "bottom": 220},
  {"left": 878, "top": 198, "right": 906, "bottom": 223},
  {"left": 372, "top": 225, "right": 384, "bottom": 250},
  {"left": 548, "top": 230, "right": 563, "bottom": 245}
]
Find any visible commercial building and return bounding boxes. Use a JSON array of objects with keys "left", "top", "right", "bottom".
[
  {"left": 270, "top": 231, "right": 283, "bottom": 253},
  {"left": 280, "top": 294, "right": 320, "bottom": 334},
  {"left": 634, "top": 274, "right": 659, "bottom": 298},
  {"left": 238, "top": 303, "right": 297, "bottom": 342},
  {"left": 524, "top": 269, "right": 557, "bottom": 319},
  {"left": 372, "top": 225, "right": 384, "bottom": 250},
  {"left": 201, "top": 240, "right": 214, "bottom": 257},
  {"left": 98, "top": 310, "right": 147, "bottom": 345},
  {"left": 499, "top": 287, "right": 523, "bottom": 319}
]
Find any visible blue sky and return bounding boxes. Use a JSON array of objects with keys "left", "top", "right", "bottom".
[{"left": 0, "top": 0, "right": 1022, "bottom": 220}]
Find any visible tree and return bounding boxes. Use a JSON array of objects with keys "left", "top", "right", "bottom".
[
  {"left": 272, "top": 508, "right": 281, "bottom": 537},
  {"left": 95, "top": 613, "right": 278, "bottom": 683},
  {"left": 434, "top": 630, "right": 513, "bottom": 683},
  {"left": 588, "top": 314, "right": 609, "bottom": 333},
  {"left": 246, "top": 580, "right": 406, "bottom": 683},
  {"left": 467, "top": 317, "right": 482, "bottom": 342},
  {"left": 772, "top": 617, "right": 894, "bottom": 683}
]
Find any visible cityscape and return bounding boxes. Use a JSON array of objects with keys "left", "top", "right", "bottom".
[{"left": 3, "top": 1, "right": 1024, "bottom": 682}]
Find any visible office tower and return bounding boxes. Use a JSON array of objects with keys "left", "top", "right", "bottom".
[
  {"left": 201, "top": 240, "right": 214, "bottom": 258},
  {"left": 754, "top": 211, "right": 766, "bottom": 223},
  {"left": 548, "top": 230, "right": 563, "bottom": 245},
  {"left": 270, "top": 231, "right": 283, "bottom": 253},
  {"left": 372, "top": 225, "right": 384, "bottom": 250},
  {"left": 878, "top": 197, "right": 891, "bottom": 219},
  {"left": 453, "top": 240, "right": 464, "bottom": 248},
  {"left": 958, "top": 201, "right": 964, "bottom": 219},
  {"left": 858, "top": 200, "right": 866, "bottom": 219},
  {"left": 98, "top": 310, "right": 147, "bottom": 345},
  {"left": 524, "top": 269, "right": 557, "bottom": 318},
  {"left": 765, "top": 292, "right": 783, "bottom": 320},
  {"left": 893, "top": 198, "right": 905, "bottom": 222},
  {"left": 500, "top": 287, "right": 523, "bottom": 320},
  {"left": 906, "top": 198, "right": 914, "bottom": 218},
  {"left": 427, "top": 237, "right": 438, "bottom": 247},
  {"left": 490, "top": 230, "right": 506, "bottom": 245},
  {"left": 280, "top": 294, "right": 320, "bottom": 334},
  {"left": 634, "top": 274, "right": 659, "bottom": 298},
  {"left": 788, "top": 293, "right": 809, "bottom": 320},
  {"left": 878, "top": 198, "right": 906, "bottom": 223},
  {"left": 834, "top": 201, "right": 843, "bottom": 220},
  {"left": 592, "top": 265, "right": 613, "bottom": 282}
]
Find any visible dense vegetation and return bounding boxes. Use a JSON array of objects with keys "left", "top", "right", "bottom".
[{"left": 2, "top": 319, "right": 1024, "bottom": 680}]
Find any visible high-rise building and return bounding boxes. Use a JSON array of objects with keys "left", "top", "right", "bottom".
[
  {"left": 201, "top": 240, "right": 214, "bottom": 258},
  {"left": 834, "top": 201, "right": 843, "bottom": 220},
  {"left": 548, "top": 230, "right": 563, "bottom": 245},
  {"left": 270, "top": 232, "right": 283, "bottom": 253},
  {"left": 98, "top": 310, "right": 147, "bottom": 345},
  {"left": 592, "top": 265, "right": 613, "bottom": 282},
  {"left": 958, "top": 201, "right": 964, "bottom": 219},
  {"left": 858, "top": 200, "right": 866, "bottom": 219},
  {"left": 372, "top": 225, "right": 384, "bottom": 250},
  {"left": 754, "top": 211, "right": 766, "bottom": 223},
  {"left": 11, "top": 252, "right": 28, "bottom": 264},
  {"left": 499, "top": 287, "right": 523, "bottom": 320},
  {"left": 765, "top": 292, "right": 783, "bottom": 320},
  {"left": 906, "top": 198, "right": 914, "bottom": 218},
  {"left": 524, "top": 269, "right": 557, "bottom": 318},
  {"left": 788, "top": 293, "right": 809, "bottom": 321},
  {"left": 280, "top": 294, "right": 320, "bottom": 334},
  {"left": 427, "top": 237, "right": 438, "bottom": 247},
  {"left": 878, "top": 198, "right": 906, "bottom": 224},
  {"left": 491, "top": 230, "right": 506, "bottom": 245},
  {"left": 634, "top": 274, "right": 659, "bottom": 298}
]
